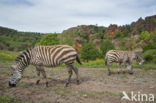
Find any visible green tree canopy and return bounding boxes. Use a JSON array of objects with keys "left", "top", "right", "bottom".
[
  {"left": 80, "top": 43, "right": 99, "bottom": 62},
  {"left": 100, "top": 39, "right": 115, "bottom": 57},
  {"left": 38, "top": 33, "right": 59, "bottom": 45},
  {"left": 141, "top": 30, "right": 156, "bottom": 63}
]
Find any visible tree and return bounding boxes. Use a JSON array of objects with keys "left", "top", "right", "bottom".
[
  {"left": 80, "top": 43, "right": 99, "bottom": 62},
  {"left": 38, "top": 33, "right": 59, "bottom": 45},
  {"left": 141, "top": 30, "right": 156, "bottom": 63},
  {"left": 63, "top": 37, "right": 73, "bottom": 46},
  {"left": 139, "top": 31, "right": 150, "bottom": 41},
  {"left": 100, "top": 39, "right": 115, "bottom": 57}
]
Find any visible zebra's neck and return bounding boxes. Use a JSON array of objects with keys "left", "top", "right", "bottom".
[{"left": 15, "top": 49, "right": 32, "bottom": 72}]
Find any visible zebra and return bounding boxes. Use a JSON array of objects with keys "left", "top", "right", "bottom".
[
  {"left": 9, "top": 45, "right": 82, "bottom": 87},
  {"left": 105, "top": 50, "right": 144, "bottom": 75}
]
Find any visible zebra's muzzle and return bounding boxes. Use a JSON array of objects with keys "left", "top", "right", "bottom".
[{"left": 9, "top": 82, "right": 16, "bottom": 87}]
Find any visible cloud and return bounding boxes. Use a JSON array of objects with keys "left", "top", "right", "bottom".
[{"left": 0, "top": 0, "right": 156, "bottom": 33}]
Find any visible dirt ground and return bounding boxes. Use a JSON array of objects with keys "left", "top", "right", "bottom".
[{"left": 0, "top": 64, "right": 156, "bottom": 103}]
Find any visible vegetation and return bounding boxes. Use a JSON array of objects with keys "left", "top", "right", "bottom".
[
  {"left": 0, "top": 50, "right": 18, "bottom": 61},
  {"left": 100, "top": 39, "right": 115, "bottom": 57},
  {"left": 0, "top": 26, "right": 41, "bottom": 51},
  {"left": 0, "top": 96, "right": 26, "bottom": 103},
  {"left": 38, "top": 33, "right": 59, "bottom": 46},
  {"left": 114, "top": 30, "right": 130, "bottom": 39},
  {"left": 139, "top": 31, "right": 150, "bottom": 41},
  {"left": 140, "top": 30, "right": 156, "bottom": 63},
  {"left": 80, "top": 43, "right": 99, "bottom": 62}
]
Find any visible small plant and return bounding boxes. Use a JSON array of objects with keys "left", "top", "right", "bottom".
[
  {"left": 0, "top": 96, "right": 23, "bottom": 103},
  {"left": 54, "top": 88, "right": 71, "bottom": 96}
]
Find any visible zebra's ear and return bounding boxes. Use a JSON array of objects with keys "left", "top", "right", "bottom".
[{"left": 19, "top": 51, "right": 23, "bottom": 54}]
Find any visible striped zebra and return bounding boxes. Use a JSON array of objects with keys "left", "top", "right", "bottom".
[
  {"left": 105, "top": 50, "right": 144, "bottom": 75},
  {"left": 9, "top": 45, "right": 82, "bottom": 87}
]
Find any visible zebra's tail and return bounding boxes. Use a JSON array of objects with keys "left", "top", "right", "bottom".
[
  {"left": 76, "top": 55, "right": 82, "bottom": 65},
  {"left": 105, "top": 54, "right": 108, "bottom": 65}
]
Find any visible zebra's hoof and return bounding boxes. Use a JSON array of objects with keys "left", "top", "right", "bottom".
[
  {"left": 118, "top": 72, "right": 120, "bottom": 74},
  {"left": 36, "top": 80, "right": 40, "bottom": 85},
  {"left": 46, "top": 82, "right": 49, "bottom": 87},
  {"left": 64, "top": 82, "right": 69, "bottom": 87},
  {"left": 76, "top": 80, "right": 80, "bottom": 85},
  {"left": 129, "top": 72, "right": 133, "bottom": 75},
  {"left": 123, "top": 71, "right": 126, "bottom": 74},
  {"left": 108, "top": 72, "right": 111, "bottom": 76}
]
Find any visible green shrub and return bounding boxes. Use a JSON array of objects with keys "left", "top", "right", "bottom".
[
  {"left": 142, "top": 49, "right": 156, "bottom": 63},
  {"left": 80, "top": 43, "right": 99, "bottom": 62},
  {"left": 114, "top": 32, "right": 122, "bottom": 38},
  {"left": 63, "top": 37, "right": 73, "bottom": 46},
  {"left": 139, "top": 31, "right": 150, "bottom": 41},
  {"left": 114, "top": 30, "right": 129, "bottom": 38},
  {"left": 100, "top": 39, "right": 115, "bottom": 57},
  {"left": 38, "top": 33, "right": 59, "bottom": 45}
]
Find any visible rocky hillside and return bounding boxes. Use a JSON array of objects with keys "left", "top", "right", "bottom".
[
  {"left": 61, "top": 15, "right": 156, "bottom": 39},
  {"left": 60, "top": 15, "right": 156, "bottom": 51}
]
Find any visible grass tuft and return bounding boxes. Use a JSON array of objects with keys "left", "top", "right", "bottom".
[{"left": 0, "top": 96, "right": 26, "bottom": 103}]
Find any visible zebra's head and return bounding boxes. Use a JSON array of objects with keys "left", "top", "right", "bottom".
[
  {"left": 136, "top": 54, "right": 145, "bottom": 68},
  {"left": 9, "top": 64, "right": 22, "bottom": 87},
  {"left": 9, "top": 49, "right": 31, "bottom": 87}
]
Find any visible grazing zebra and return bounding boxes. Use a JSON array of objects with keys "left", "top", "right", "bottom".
[
  {"left": 105, "top": 50, "right": 144, "bottom": 75},
  {"left": 9, "top": 45, "right": 82, "bottom": 87}
]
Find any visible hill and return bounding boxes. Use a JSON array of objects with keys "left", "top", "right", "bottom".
[
  {"left": 59, "top": 15, "right": 156, "bottom": 51},
  {"left": 0, "top": 26, "right": 42, "bottom": 51}
]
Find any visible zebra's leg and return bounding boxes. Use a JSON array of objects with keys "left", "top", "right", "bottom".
[
  {"left": 107, "top": 63, "right": 112, "bottom": 76},
  {"left": 123, "top": 63, "right": 126, "bottom": 74},
  {"left": 71, "top": 65, "right": 80, "bottom": 85},
  {"left": 40, "top": 66, "right": 49, "bottom": 87},
  {"left": 65, "top": 66, "right": 73, "bottom": 87},
  {"left": 118, "top": 63, "right": 121, "bottom": 74},
  {"left": 35, "top": 66, "right": 41, "bottom": 85},
  {"left": 127, "top": 64, "right": 133, "bottom": 75}
]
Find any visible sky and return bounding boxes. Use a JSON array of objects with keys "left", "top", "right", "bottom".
[{"left": 0, "top": 0, "right": 156, "bottom": 33}]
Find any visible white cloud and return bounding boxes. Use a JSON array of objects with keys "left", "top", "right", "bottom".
[{"left": 0, "top": 0, "right": 156, "bottom": 33}]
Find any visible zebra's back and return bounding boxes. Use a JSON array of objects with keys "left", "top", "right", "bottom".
[
  {"left": 106, "top": 50, "right": 128, "bottom": 63},
  {"left": 31, "top": 45, "right": 77, "bottom": 67}
]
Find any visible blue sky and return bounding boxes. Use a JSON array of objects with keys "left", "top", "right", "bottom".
[{"left": 0, "top": 0, "right": 156, "bottom": 33}]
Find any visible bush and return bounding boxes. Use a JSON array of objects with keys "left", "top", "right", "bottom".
[
  {"left": 142, "top": 49, "right": 156, "bottom": 63},
  {"left": 38, "top": 33, "right": 59, "bottom": 45},
  {"left": 114, "top": 32, "right": 121, "bottom": 38},
  {"left": 100, "top": 39, "right": 115, "bottom": 57},
  {"left": 63, "top": 37, "right": 73, "bottom": 46},
  {"left": 114, "top": 30, "right": 129, "bottom": 39},
  {"left": 80, "top": 43, "right": 99, "bottom": 62},
  {"left": 139, "top": 31, "right": 150, "bottom": 41}
]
